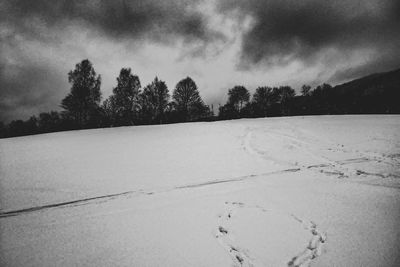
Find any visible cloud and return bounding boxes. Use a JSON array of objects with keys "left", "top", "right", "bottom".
[
  {"left": 216, "top": 0, "right": 400, "bottom": 73},
  {"left": 329, "top": 46, "right": 400, "bottom": 83},
  {"left": 1, "top": 0, "right": 223, "bottom": 45},
  {"left": 0, "top": 60, "right": 65, "bottom": 122}
]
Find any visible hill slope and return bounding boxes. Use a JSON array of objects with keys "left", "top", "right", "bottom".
[{"left": 1, "top": 116, "right": 400, "bottom": 266}]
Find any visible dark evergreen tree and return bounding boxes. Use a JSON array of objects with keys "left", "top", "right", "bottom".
[
  {"left": 0, "top": 121, "right": 6, "bottom": 138},
  {"left": 38, "top": 111, "right": 61, "bottom": 133},
  {"left": 61, "top": 59, "right": 101, "bottom": 128},
  {"left": 111, "top": 68, "right": 141, "bottom": 126},
  {"left": 252, "top": 86, "right": 273, "bottom": 117},
  {"left": 278, "top": 86, "right": 296, "bottom": 115},
  {"left": 25, "top": 116, "right": 39, "bottom": 134},
  {"left": 227, "top": 86, "right": 250, "bottom": 113},
  {"left": 101, "top": 96, "right": 117, "bottom": 127},
  {"left": 301, "top": 85, "right": 312, "bottom": 96},
  {"left": 140, "top": 77, "right": 170, "bottom": 124},
  {"left": 218, "top": 103, "right": 239, "bottom": 120},
  {"left": 8, "top": 120, "right": 26, "bottom": 137}
]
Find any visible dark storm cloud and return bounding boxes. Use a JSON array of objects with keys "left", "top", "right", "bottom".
[
  {"left": 329, "top": 47, "right": 400, "bottom": 83},
  {"left": 217, "top": 0, "right": 400, "bottom": 72},
  {"left": 1, "top": 0, "right": 222, "bottom": 43},
  {"left": 0, "top": 58, "right": 65, "bottom": 122}
]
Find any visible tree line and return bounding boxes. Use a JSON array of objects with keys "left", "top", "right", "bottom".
[
  {"left": 1, "top": 60, "right": 398, "bottom": 138},
  {"left": 0, "top": 59, "right": 213, "bottom": 138}
]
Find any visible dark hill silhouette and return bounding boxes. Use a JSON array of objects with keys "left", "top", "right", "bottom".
[
  {"left": 290, "top": 68, "right": 400, "bottom": 116},
  {"left": 329, "top": 68, "right": 400, "bottom": 114},
  {"left": 336, "top": 68, "right": 400, "bottom": 91}
]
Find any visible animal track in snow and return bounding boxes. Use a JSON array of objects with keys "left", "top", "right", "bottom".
[
  {"left": 242, "top": 128, "right": 354, "bottom": 179},
  {"left": 288, "top": 215, "right": 327, "bottom": 267},
  {"left": 215, "top": 202, "right": 255, "bottom": 267},
  {"left": 215, "top": 202, "right": 327, "bottom": 267},
  {"left": 243, "top": 127, "right": 399, "bottom": 181},
  {"left": 307, "top": 164, "right": 331, "bottom": 169},
  {"left": 356, "top": 170, "right": 400, "bottom": 179}
]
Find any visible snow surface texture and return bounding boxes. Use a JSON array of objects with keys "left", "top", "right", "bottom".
[{"left": 1, "top": 115, "right": 399, "bottom": 267}]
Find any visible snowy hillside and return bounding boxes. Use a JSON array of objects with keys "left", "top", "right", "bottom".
[{"left": 1, "top": 115, "right": 399, "bottom": 266}]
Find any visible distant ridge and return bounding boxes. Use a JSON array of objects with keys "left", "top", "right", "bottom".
[
  {"left": 293, "top": 67, "right": 400, "bottom": 115},
  {"left": 331, "top": 68, "right": 400, "bottom": 114},
  {"left": 334, "top": 68, "right": 400, "bottom": 92}
]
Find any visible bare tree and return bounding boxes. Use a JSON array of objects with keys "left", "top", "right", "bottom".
[
  {"left": 172, "top": 77, "right": 206, "bottom": 121},
  {"left": 228, "top": 86, "right": 250, "bottom": 113}
]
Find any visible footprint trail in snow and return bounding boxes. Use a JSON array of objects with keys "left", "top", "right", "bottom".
[{"left": 215, "top": 201, "right": 327, "bottom": 267}]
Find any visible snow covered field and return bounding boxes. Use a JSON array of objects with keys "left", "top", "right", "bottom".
[{"left": 1, "top": 115, "right": 399, "bottom": 267}]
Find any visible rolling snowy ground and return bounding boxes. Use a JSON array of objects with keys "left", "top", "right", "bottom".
[{"left": 1, "top": 115, "right": 399, "bottom": 266}]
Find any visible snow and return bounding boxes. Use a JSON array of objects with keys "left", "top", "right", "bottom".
[{"left": 1, "top": 115, "right": 400, "bottom": 266}]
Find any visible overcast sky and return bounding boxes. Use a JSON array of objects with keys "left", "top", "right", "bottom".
[{"left": 1, "top": 0, "right": 399, "bottom": 122}]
